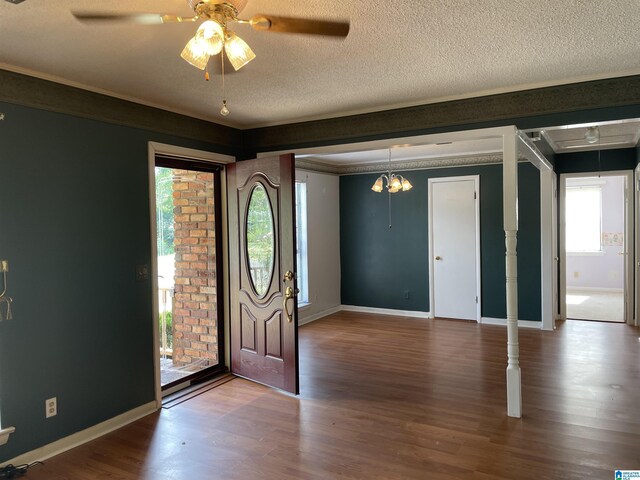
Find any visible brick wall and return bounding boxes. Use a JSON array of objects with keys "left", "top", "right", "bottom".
[{"left": 171, "top": 170, "right": 218, "bottom": 368}]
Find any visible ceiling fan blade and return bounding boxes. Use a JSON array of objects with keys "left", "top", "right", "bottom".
[
  {"left": 249, "top": 15, "right": 350, "bottom": 37},
  {"left": 72, "top": 12, "right": 196, "bottom": 25}
]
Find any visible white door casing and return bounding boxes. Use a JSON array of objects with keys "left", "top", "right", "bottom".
[
  {"left": 559, "top": 171, "right": 634, "bottom": 324},
  {"left": 428, "top": 176, "right": 481, "bottom": 321}
]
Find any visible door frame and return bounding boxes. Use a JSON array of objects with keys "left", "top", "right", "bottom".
[
  {"left": 148, "top": 142, "right": 234, "bottom": 407},
  {"left": 558, "top": 170, "right": 634, "bottom": 324},
  {"left": 428, "top": 175, "right": 481, "bottom": 322}
]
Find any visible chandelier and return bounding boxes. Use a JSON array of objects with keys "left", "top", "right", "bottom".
[{"left": 371, "top": 149, "right": 413, "bottom": 193}]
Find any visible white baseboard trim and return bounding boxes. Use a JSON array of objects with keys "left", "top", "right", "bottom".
[
  {"left": 341, "top": 305, "right": 431, "bottom": 319},
  {"left": 299, "top": 305, "right": 342, "bottom": 326},
  {"left": 1, "top": 401, "right": 157, "bottom": 468},
  {"left": 0, "top": 427, "right": 15, "bottom": 447},
  {"left": 566, "top": 287, "right": 624, "bottom": 293},
  {"left": 481, "top": 317, "right": 542, "bottom": 329}
]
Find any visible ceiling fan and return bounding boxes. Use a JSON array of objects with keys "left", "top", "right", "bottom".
[{"left": 72, "top": 0, "right": 350, "bottom": 116}]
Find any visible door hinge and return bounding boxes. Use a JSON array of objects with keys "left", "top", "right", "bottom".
[
  {"left": 475, "top": 296, "right": 478, "bottom": 303},
  {"left": 474, "top": 191, "right": 477, "bottom": 200}
]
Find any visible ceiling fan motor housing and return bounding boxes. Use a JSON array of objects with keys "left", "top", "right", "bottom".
[
  {"left": 5, "top": 0, "right": 27, "bottom": 4},
  {"left": 187, "top": 0, "right": 247, "bottom": 14}
]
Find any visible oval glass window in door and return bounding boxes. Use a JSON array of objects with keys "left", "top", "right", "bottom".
[{"left": 246, "top": 183, "right": 275, "bottom": 297}]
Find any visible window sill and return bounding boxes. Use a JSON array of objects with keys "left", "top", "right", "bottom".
[
  {"left": 0, "top": 426, "right": 15, "bottom": 446},
  {"left": 567, "top": 251, "right": 605, "bottom": 257}
]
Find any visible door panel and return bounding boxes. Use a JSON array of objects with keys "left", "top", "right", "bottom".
[
  {"left": 431, "top": 178, "right": 479, "bottom": 321},
  {"left": 228, "top": 154, "right": 299, "bottom": 394}
]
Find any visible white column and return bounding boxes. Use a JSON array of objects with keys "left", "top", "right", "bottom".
[{"left": 503, "top": 130, "right": 522, "bottom": 418}]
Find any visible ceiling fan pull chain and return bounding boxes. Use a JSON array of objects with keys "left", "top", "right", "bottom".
[
  {"left": 220, "top": 49, "right": 230, "bottom": 116},
  {"left": 205, "top": 69, "right": 210, "bottom": 81}
]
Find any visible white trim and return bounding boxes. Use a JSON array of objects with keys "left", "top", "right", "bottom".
[
  {"left": 480, "top": 317, "right": 542, "bottom": 329},
  {"left": 428, "top": 175, "right": 482, "bottom": 323},
  {"left": 636, "top": 164, "right": 640, "bottom": 327},
  {"left": 259, "top": 126, "right": 518, "bottom": 159},
  {"left": 341, "top": 305, "right": 431, "bottom": 319},
  {"left": 147, "top": 142, "right": 234, "bottom": 407},
  {"left": 0, "top": 427, "right": 15, "bottom": 446},
  {"left": 540, "top": 170, "right": 555, "bottom": 331},
  {"left": 298, "top": 306, "right": 342, "bottom": 326},
  {"left": 566, "top": 286, "right": 624, "bottom": 293},
  {"left": 0, "top": 402, "right": 156, "bottom": 468}
]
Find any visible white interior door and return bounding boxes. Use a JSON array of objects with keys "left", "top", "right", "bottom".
[{"left": 429, "top": 176, "right": 480, "bottom": 321}]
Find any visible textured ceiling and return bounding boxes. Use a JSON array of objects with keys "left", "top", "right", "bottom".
[{"left": 2, "top": 0, "right": 640, "bottom": 129}]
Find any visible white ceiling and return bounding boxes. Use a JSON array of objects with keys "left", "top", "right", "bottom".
[{"left": 2, "top": 0, "right": 640, "bottom": 130}]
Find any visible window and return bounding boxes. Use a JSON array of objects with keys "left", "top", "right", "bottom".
[
  {"left": 565, "top": 185, "right": 602, "bottom": 253},
  {"left": 295, "top": 182, "right": 309, "bottom": 305}
]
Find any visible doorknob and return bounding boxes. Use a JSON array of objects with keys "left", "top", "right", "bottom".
[
  {"left": 435, "top": 256, "right": 442, "bottom": 261},
  {"left": 283, "top": 270, "right": 295, "bottom": 282},
  {"left": 283, "top": 286, "right": 298, "bottom": 323}
]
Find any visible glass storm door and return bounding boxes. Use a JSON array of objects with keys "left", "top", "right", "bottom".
[
  {"left": 227, "top": 154, "right": 299, "bottom": 394},
  {"left": 154, "top": 157, "right": 224, "bottom": 390}
]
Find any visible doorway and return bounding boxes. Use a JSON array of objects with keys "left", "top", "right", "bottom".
[
  {"left": 153, "top": 156, "right": 225, "bottom": 393},
  {"left": 560, "top": 172, "right": 633, "bottom": 323},
  {"left": 428, "top": 175, "right": 481, "bottom": 321}
]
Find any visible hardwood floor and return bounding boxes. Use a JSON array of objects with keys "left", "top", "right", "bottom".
[{"left": 21, "top": 312, "right": 640, "bottom": 479}]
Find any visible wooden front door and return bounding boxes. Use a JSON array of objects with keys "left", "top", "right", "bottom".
[{"left": 227, "top": 154, "right": 299, "bottom": 394}]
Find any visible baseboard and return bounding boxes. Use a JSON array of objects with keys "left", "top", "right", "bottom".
[
  {"left": 299, "top": 305, "right": 342, "bottom": 326},
  {"left": 481, "top": 317, "right": 542, "bottom": 329},
  {"left": 1, "top": 401, "right": 157, "bottom": 468},
  {"left": 566, "top": 287, "right": 624, "bottom": 293},
  {"left": 341, "top": 305, "right": 431, "bottom": 319}
]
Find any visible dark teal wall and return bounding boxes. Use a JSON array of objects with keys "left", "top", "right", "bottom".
[
  {"left": 555, "top": 148, "right": 637, "bottom": 173},
  {"left": 340, "top": 163, "right": 541, "bottom": 320},
  {"left": 0, "top": 101, "right": 228, "bottom": 461}
]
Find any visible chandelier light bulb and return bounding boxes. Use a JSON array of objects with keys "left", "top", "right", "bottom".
[
  {"left": 195, "top": 20, "right": 224, "bottom": 55},
  {"left": 371, "top": 177, "right": 384, "bottom": 192}
]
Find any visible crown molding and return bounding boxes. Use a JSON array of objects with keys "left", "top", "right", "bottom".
[{"left": 296, "top": 153, "right": 507, "bottom": 175}]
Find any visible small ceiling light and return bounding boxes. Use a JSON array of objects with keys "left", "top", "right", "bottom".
[
  {"left": 585, "top": 126, "right": 600, "bottom": 144},
  {"left": 224, "top": 31, "right": 256, "bottom": 71}
]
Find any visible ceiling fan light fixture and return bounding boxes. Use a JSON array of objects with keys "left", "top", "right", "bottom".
[
  {"left": 195, "top": 20, "right": 224, "bottom": 55},
  {"left": 180, "top": 36, "right": 211, "bottom": 70},
  {"left": 401, "top": 178, "right": 413, "bottom": 191},
  {"left": 224, "top": 31, "right": 256, "bottom": 71}
]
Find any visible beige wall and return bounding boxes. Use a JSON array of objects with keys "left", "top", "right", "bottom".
[{"left": 296, "top": 170, "right": 341, "bottom": 324}]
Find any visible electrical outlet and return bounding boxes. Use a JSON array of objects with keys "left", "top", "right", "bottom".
[
  {"left": 46, "top": 397, "right": 57, "bottom": 418},
  {"left": 404, "top": 290, "right": 410, "bottom": 299}
]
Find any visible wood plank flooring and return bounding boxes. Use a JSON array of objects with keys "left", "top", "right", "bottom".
[{"left": 20, "top": 312, "right": 640, "bottom": 479}]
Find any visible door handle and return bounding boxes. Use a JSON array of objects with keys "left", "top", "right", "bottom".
[
  {"left": 435, "top": 256, "right": 442, "bottom": 261},
  {"left": 283, "top": 286, "right": 298, "bottom": 323}
]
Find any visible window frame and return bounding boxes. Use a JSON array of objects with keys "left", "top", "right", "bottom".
[{"left": 295, "top": 181, "right": 309, "bottom": 306}]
